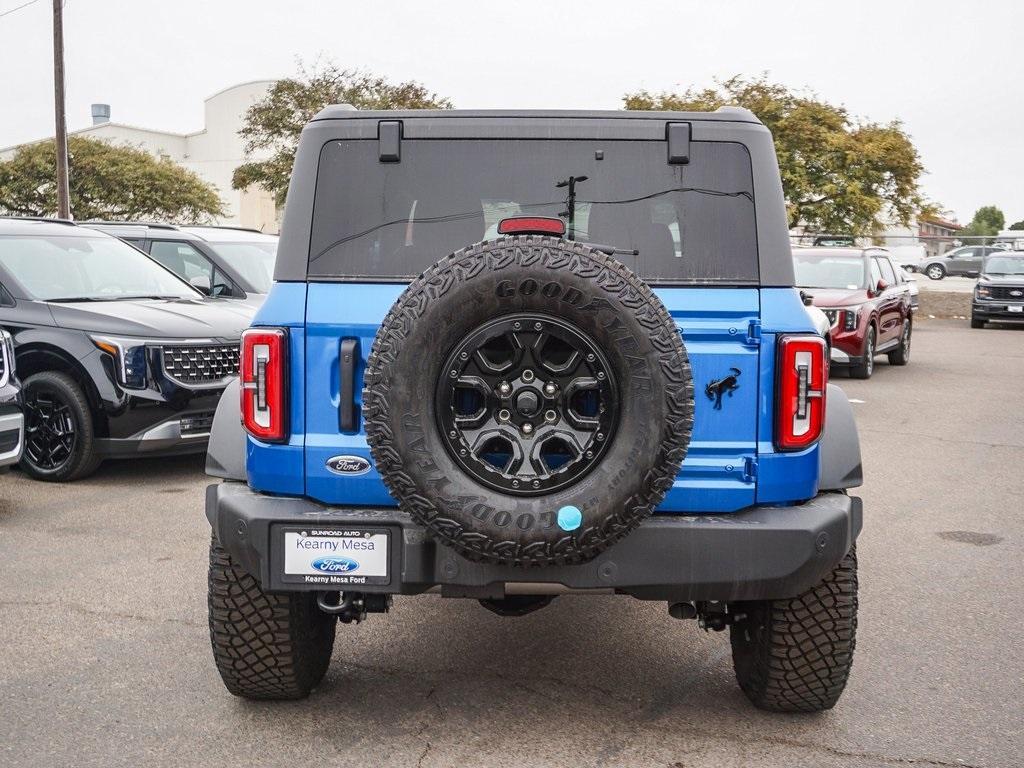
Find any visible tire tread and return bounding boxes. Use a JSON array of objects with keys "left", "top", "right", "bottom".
[{"left": 207, "top": 534, "right": 335, "bottom": 700}]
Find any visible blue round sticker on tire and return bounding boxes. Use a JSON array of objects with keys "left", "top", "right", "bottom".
[{"left": 557, "top": 506, "right": 582, "bottom": 531}]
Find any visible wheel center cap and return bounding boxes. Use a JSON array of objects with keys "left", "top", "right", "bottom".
[{"left": 515, "top": 389, "right": 540, "bottom": 417}]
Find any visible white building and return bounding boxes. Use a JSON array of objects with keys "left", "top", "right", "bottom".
[{"left": 0, "top": 80, "right": 279, "bottom": 232}]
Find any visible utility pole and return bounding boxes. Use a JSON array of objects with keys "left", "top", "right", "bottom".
[{"left": 52, "top": 0, "right": 71, "bottom": 219}]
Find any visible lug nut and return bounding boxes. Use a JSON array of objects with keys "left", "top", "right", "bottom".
[
  {"left": 513, "top": 321, "right": 522, "bottom": 330},
  {"left": 522, "top": 422, "right": 534, "bottom": 434},
  {"left": 596, "top": 371, "right": 605, "bottom": 380},
  {"left": 449, "top": 430, "right": 457, "bottom": 438},
  {"left": 498, "top": 409, "right": 511, "bottom": 422},
  {"left": 586, "top": 353, "right": 596, "bottom": 362},
  {"left": 543, "top": 382, "right": 557, "bottom": 396},
  {"left": 522, "top": 369, "right": 535, "bottom": 383},
  {"left": 534, "top": 322, "right": 543, "bottom": 330},
  {"left": 533, "top": 480, "right": 541, "bottom": 488},
  {"left": 544, "top": 410, "right": 557, "bottom": 423},
  {"left": 498, "top": 381, "right": 511, "bottom": 395}
]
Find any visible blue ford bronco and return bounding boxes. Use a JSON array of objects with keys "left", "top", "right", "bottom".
[{"left": 204, "top": 107, "right": 863, "bottom": 712}]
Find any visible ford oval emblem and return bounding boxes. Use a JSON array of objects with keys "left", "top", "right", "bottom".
[
  {"left": 1011, "top": 290, "right": 1022, "bottom": 297},
  {"left": 326, "top": 455, "right": 371, "bottom": 475},
  {"left": 311, "top": 556, "right": 359, "bottom": 573}
]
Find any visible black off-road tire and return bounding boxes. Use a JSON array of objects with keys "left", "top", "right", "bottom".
[
  {"left": 729, "top": 547, "right": 858, "bottom": 713},
  {"left": 20, "top": 371, "right": 102, "bottom": 482},
  {"left": 970, "top": 316, "right": 985, "bottom": 329},
  {"left": 207, "top": 534, "right": 336, "bottom": 700},
  {"left": 887, "top": 318, "right": 911, "bottom": 366},
  {"left": 363, "top": 236, "right": 694, "bottom": 567}
]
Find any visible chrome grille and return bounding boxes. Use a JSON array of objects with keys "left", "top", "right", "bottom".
[
  {"left": 989, "top": 285, "right": 1024, "bottom": 301},
  {"left": 162, "top": 344, "right": 239, "bottom": 386}
]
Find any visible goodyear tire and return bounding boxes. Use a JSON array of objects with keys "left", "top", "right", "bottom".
[
  {"left": 730, "top": 546, "right": 858, "bottom": 713},
  {"left": 363, "top": 236, "right": 694, "bottom": 567},
  {"left": 207, "top": 534, "right": 336, "bottom": 699}
]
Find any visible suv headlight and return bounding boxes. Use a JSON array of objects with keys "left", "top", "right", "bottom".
[
  {"left": 90, "top": 335, "right": 149, "bottom": 389},
  {"left": 975, "top": 285, "right": 991, "bottom": 299},
  {"left": 842, "top": 306, "right": 861, "bottom": 331},
  {"left": 0, "top": 329, "right": 14, "bottom": 387}
]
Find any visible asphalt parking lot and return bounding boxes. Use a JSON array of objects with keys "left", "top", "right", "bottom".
[{"left": 1, "top": 318, "right": 1022, "bottom": 768}]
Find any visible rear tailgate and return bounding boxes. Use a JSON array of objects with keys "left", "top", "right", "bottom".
[{"left": 303, "top": 282, "right": 760, "bottom": 513}]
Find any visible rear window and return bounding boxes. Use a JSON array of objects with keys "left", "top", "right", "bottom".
[{"left": 308, "top": 139, "right": 758, "bottom": 284}]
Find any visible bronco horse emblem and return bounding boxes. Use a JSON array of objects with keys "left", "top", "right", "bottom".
[{"left": 705, "top": 368, "right": 741, "bottom": 410}]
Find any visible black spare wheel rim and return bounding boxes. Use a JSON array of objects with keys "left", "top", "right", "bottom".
[
  {"left": 364, "top": 235, "right": 694, "bottom": 567},
  {"left": 24, "top": 386, "right": 77, "bottom": 471},
  {"left": 437, "top": 313, "right": 618, "bottom": 496}
]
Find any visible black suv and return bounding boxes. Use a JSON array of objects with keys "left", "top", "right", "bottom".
[
  {"left": 972, "top": 251, "right": 1024, "bottom": 327},
  {"left": 0, "top": 218, "right": 255, "bottom": 481},
  {"left": 82, "top": 222, "right": 278, "bottom": 302}
]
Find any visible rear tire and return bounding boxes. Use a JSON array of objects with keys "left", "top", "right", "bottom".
[
  {"left": 849, "top": 327, "right": 875, "bottom": 379},
  {"left": 208, "top": 534, "right": 336, "bottom": 700},
  {"left": 925, "top": 264, "right": 945, "bottom": 280},
  {"left": 970, "top": 316, "right": 985, "bottom": 329},
  {"left": 730, "top": 547, "right": 858, "bottom": 713},
  {"left": 887, "top": 319, "right": 911, "bottom": 366},
  {"left": 20, "top": 371, "right": 102, "bottom": 482}
]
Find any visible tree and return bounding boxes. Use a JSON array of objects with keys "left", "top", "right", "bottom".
[
  {"left": 624, "top": 76, "right": 924, "bottom": 234},
  {"left": 958, "top": 206, "right": 1005, "bottom": 239},
  {"left": 233, "top": 62, "right": 453, "bottom": 205},
  {"left": 1007, "top": 219, "right": 1024, "bottom": 231},
  {"left": 0, "top": 136, "right": 224, "bottom": 221}
]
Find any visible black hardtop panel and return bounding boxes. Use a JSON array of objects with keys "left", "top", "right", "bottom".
[
  {"left": 311, "top": 106, "right": 763, "bottom": 124},
  {"left": 275, "top": 108, "right": 795, "bottom": 286}
]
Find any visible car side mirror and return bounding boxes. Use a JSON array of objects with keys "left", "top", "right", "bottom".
[
  {"left": 800, "top": 290, "right": 814, "bottom": 306},
  {"left": 189, "top": 275, "right": 212, "bottom": 294},
  {"left": 875, "top": 279, "right": 888, "bottom": 294}
]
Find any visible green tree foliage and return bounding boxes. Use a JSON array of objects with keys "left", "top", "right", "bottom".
[
  {"left": 624, "top": 76, "right": 924, "bottom": 233},
  {"left": 233, "top": 62, "right": 453, "bottom": 205},
  {"left": 958, "top": 206, "right": 1005, "bottom": 238},
  {"left": 1006, "top": 219, "right": 1023, "bottom": 231},
  {"left": 0, "top": 136, "right": 224, "bottom": 221}
]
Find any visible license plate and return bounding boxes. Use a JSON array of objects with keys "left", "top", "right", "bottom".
[
  {"left": 1009, "top": 306, "right": 1023, "bottom": 313},
  {"left": 280, "top": 527, "right": 389, "bottom": 586}
]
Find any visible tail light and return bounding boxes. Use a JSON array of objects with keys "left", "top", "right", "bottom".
[
  {"left": 775, "top": 335, "right": 827, "bottom": 451},
  {"left": 497, "top": 216, "right": 566, "bottom": 236},
  {"left": 240, "top": 328, "right": 288, "bottom": 442}
]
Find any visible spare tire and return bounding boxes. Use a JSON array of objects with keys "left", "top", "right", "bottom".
[{"left": 363, "top": 236, "right": 694, "bottom": 567}]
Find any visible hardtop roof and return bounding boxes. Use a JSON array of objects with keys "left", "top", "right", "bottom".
[{"left": 311, "top": 106, "right": 761, "bottom": 124}]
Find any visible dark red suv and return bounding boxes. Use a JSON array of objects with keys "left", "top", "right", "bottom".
[{"left": 794, "top": 247, "right": 913, "bottom": 378}]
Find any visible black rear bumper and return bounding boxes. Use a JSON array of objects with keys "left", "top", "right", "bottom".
[{"left": 207, "top": 482, "right": 862, "bottom": 602}]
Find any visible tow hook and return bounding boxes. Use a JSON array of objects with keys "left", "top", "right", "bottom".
[
  {"left": 316, "top": 591, "right": 392, "bottom": 623},
  {"left": 668, "top": 601, "right": 745, "bottom": 631}
]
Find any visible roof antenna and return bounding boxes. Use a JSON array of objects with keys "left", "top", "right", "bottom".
[{"left": 556, "top": 175, "right": 588, "bottom": 240}]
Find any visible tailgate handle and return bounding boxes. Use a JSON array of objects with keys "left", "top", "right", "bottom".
[{"left": 339, "top": 338, "right": 360, "bottom": 432}]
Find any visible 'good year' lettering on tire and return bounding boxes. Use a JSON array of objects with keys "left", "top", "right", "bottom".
[{"left": 471, "top": 502, "right": 555, "bottom": 531}]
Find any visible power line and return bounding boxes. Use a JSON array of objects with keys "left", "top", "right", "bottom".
[{"left": 0, "top": 0, "right": 42, "bottom": 19}]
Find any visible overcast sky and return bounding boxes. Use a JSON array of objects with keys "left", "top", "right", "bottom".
[{"left": 1, "top": 0, "right": 1022, "bottom": 225}]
